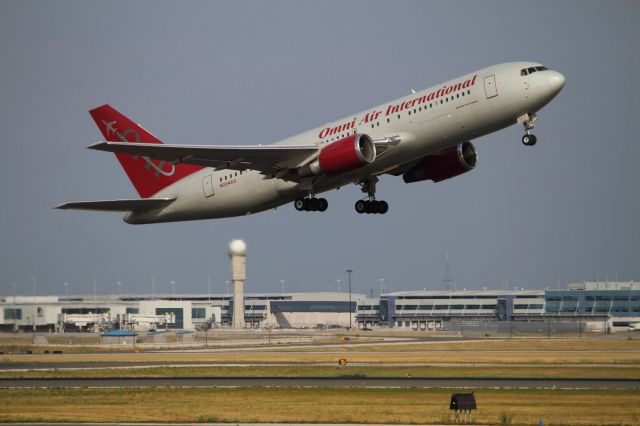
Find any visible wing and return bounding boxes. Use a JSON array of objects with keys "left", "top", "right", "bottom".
[
  {"left": 88, "top": 135, "right": 401, "bottom": 181},
  {"left": 55, "top": 198, "right": 176, "bottom": 212}
]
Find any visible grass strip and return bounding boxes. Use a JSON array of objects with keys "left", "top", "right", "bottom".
[
  {"left": 1, "top": 387, "right": 639, "bottom": 425},
  {"left": 1, "top": 365, "right": 639, "bottom": 380},
  {"left": 3, "top": 349, "right": 639, "bottom": 365}
]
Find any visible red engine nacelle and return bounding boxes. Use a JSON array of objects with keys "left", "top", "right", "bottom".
[
  {"left": 403, "top": 141, "right": 477, "bottom": 183},
  {"left": 300, "top": 134, "right": 376, "bottom": 177}
]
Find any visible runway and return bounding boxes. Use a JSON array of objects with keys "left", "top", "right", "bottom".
[{"left": 1, "top": 376, "right": 638, "bottom": 389}]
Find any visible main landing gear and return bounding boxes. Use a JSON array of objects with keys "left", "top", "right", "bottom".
[
  {"left": 294, "top": 197, "right": 328, "bottom": 212},
  {"left": 355, "top": 176, "right": 389, "bottom": 215},
  {"left": 355, "top": 199, "right": 388, "bottom": 214},
  {"left": 518, "top": 113, "right": 538, "bottom": 146}
]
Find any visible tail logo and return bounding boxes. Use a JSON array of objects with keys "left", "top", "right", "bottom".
[{"left": 101, "top": 120, "right": 175, "bottom": 177}]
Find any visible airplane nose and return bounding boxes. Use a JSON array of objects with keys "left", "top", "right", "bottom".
[{"left": 548, "top": 71, "right": 566, "bottom": 93}]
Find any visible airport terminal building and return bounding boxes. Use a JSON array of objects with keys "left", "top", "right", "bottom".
[
  {"left": 0, "top": 292, "right": 360, "bottom": 332},
  {"left": 1, "top": 281, "right": 639, "bottom": 332}
]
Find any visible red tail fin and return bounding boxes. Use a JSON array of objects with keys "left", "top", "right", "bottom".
[{"left": 89, "top": 105, "right": 202, "bottom": 198}]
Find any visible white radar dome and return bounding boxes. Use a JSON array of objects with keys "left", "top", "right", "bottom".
[{"left": 229, "top": 239, "right": 247, "bottom": 256}]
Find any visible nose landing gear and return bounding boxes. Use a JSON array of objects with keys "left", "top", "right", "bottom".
[{"left": 518, "top": 113, "right": 538, "bottom": 146}]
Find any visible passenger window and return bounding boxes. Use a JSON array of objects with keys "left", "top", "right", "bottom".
[
  {"left": 387, "top": 118, "right": 390, "bottom": 123},
  {"left": 397, "top": 114, "right": 400, "bottom": 119}
]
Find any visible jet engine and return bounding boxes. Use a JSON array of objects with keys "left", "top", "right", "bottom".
[
  {"left": 299, "top": 134, "right": 376, "bottom": 177},
  {"left": 403, "top": 141, "right": 477, "bottom": 183}
]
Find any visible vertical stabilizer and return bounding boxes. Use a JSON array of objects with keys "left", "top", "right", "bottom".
[{"left": 89, "top": 104, "right": 202, "bottom": 198}]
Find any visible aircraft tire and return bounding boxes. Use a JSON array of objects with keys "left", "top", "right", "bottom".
[
  {"left": 522, "top": 134, "right": 537, "bottom": 146},
  {"left": 294, "top": 198, "right": 306, "bottom": 211},
  {"left": 528, "top": 134, "right": 537, "bottom": 146},
  {"left": 355, "top": 200, "right": 366, "bottom": 214},
  {"left": 309, "top": 198, "right": 321, "bottom": 211},
  {"left": 318, "top": 198, "right": 328, "bottom": 212}
]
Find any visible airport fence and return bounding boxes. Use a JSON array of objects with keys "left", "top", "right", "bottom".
[{"left": 444, "top": 318, "right": 610, "bottom": 337}]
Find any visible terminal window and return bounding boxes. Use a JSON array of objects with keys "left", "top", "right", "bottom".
[
  {"left": 192, "top": 308, "right": 206, "bottom": 319},
  {"left": 4, "top": 308, "right": 21, "bottom": 320}
]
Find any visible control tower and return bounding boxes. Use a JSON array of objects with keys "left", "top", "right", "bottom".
[{"left": 229, "top": 239, "right": 247, "bottom": 329}]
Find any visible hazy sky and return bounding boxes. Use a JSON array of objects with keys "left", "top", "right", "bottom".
[{"left": 1, "top": 1, "right": 639, "bottom": 297}]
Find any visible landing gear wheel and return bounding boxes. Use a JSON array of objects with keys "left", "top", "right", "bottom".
[
  {"left": 528, "top": 134, "right": 537, "bottom": 146},
  {"left": 368, "top": 201, "right": 378, "bottom": 214},
  {"left": 307, "top": 198, "right": 317, "bottom": 211},
  {"left": 522, "top": 134, "right": 537, "bottom": 146},
  {"left": 294, "top": 198, "right": 306, "bottom": 211},
  {"left": 318, "top": 198, "right": 328, "bottom": 212},
  {"left": 379, "top": 200, "right": 389, "bottom": 214},
  {"left": 355, "top": 200, "right": 367, "bottom": 214}
]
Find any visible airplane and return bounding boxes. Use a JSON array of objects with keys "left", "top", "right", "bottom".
[{"left": 57, "top": 62, "right": 565, "bottom": 224}]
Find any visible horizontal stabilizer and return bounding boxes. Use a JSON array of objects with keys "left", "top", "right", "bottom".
[
  {"left": 88, "top": 141, "right": 318, "bottom": 174},
  {"left": 55, "top": 198, "right": 176, "bottom": 212}
]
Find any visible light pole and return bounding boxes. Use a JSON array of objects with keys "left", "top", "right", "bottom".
[
  {"left": 117, "top": 281, "right": 122, "bottom": 296},
  {"left": 225, "top": 280, "right": 230, "bottom": 295},
  {"left": 281, "top": 279, "right": 285, "bottom": 295},
  {"left": 346, "top": 269, "right": 353, "bottom": 330},
  {"left": 30, "top": 275, "right": 37, "bottom": 334},
  {"left": 379, "top": 278, "right": 386, "bottom": 295},
  {"left": 337, "top": 279, "right": 341, "bottom": 294},
  {"left": 64, "top": 282, "right": 69, "bottom": 296},
  {"left": 11, "top": 283, "right": 16, "bottom": 333},
  {"left": 171, "top": 280, "right": 176, "bottom": 296}
]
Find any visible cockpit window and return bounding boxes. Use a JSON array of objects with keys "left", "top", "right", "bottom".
[{"left": 520, "top": 65, "right": 549, "bottom": 76}]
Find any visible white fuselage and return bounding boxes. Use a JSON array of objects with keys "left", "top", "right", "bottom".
[{"left": 125, "top": 62, "right": 564, "bottom": 224}]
